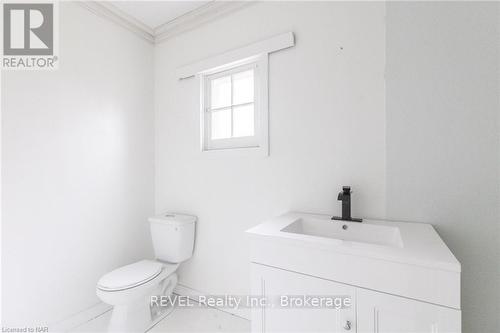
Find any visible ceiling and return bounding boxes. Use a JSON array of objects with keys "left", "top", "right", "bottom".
[{"left": 110, "top": 1, "right": 211, "bottom": 30}]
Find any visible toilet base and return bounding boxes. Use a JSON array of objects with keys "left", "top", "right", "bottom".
[
  {"left": 107, "top": 296, "right": 151, "bottom": 332},
  {"left": 148, "top": 301, "right": 176, "bottom": 331},
  {"left": 106, "top": 273, "right": 178, "bottom": 332}
]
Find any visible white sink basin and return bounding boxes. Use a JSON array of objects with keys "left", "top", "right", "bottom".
[
  {"left": 247, "top": 211, "right": 460, "bottom": 271},
  {"left": 246, "top": 211, "right": 461, "bottom": 309},
  {"left": 281, "top": 216, "right": 404, "bottom": 248}
]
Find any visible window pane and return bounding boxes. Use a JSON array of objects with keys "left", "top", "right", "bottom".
[
  {"left": 210, "top": 76, "right": 231, "bottom": 109},
  {"left": 233, "top": 104, "right": 254, "bottom": 137},
  {"left": 211, "top": 108, "right": 231, "bottom": 140},
  {"left": 233, "top": 69, "right": 254, "bottom": 105}
]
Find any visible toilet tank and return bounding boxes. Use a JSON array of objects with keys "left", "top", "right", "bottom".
[{"left": 149, "top": 213, "right": 196, "bottom": 263}]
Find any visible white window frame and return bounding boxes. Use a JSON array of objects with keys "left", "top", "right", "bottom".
[
  {"left": 176, "top": 32, "right": 295, "bottom": 156},
  {"left": 200, "top": 54, "right": 268, "bottom": 153}
]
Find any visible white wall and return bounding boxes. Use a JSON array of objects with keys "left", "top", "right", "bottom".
[
  {"left": 385, "top": 2, "right": 500, "bottom": 333},
  {"left": 156, "top": 2, "right": 499, "bottom": 331},
  {"left": 155, "top": 1, "right": 386, "bottom": 300},
  {"left": 1, "top": 3, "right": 154, "bottom": 327}
]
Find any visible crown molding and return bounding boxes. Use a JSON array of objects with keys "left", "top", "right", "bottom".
[
  {"left": 77, "top": 1, "right": 254, "bottom": 45},
  {"left": 154, "top": 1, "right": 255, "bottom": 44},
  {"left": 76, "top": 1, "right": 155, "bottom": 43}
]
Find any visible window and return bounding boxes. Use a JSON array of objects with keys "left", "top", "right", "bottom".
[
  {"left": 201, "top": 56, "right": 267, "bottom": 152},
  {"left": 178, "top": 32, "right": 294, "bottom": 155}
]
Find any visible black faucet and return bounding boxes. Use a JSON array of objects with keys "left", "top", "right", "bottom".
[{"left": 331, "top": 186, "right": 362, "bottom": 222}]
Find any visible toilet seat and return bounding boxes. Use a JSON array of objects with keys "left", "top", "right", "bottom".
[
  {"left": 96, "top": 261, "right": 178, "bottom": 307},
  {"left": 97, "top": 260, "right": 172, "bottom": 292}
]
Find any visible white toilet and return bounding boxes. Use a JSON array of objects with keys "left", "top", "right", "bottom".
[{"left": 96, "top": 213, "right": 196, "bottom": 332}]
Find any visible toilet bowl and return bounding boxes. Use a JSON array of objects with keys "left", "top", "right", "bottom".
[{"left": 96, "top": 213, "right": 196, "bottom": 332}]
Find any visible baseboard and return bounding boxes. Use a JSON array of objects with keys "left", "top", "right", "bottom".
[
  {"left": 51, "top": 302, "right": 112, "bottom": 332},
  {"left": 174, "top": 283, "right": 251, "bottom": 321}
]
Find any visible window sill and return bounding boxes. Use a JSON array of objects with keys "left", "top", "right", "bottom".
[{"left": 201, "top": 144, "right": 269, "bottom": 157}]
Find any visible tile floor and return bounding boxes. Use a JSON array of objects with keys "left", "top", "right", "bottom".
[{"left": 71, "top": 303, "right": 250, "bottom": 333}]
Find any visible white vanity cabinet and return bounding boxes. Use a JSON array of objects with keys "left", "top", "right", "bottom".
[
  {"left": 356, "top": 288, "right": 461, "bottom": 333},
  {"left": 251, "top": 264, "right": 356, "bottom": 333},
  {"left": 247, "top": 212, "right": 462, "bottom": 333},
  {"left": 251, "top": 263, "right": 461, "bottom": 333}
]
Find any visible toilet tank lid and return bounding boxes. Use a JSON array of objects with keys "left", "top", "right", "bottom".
[{"left": 149, "top": 212, "right": 197, "bottom": 225}]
